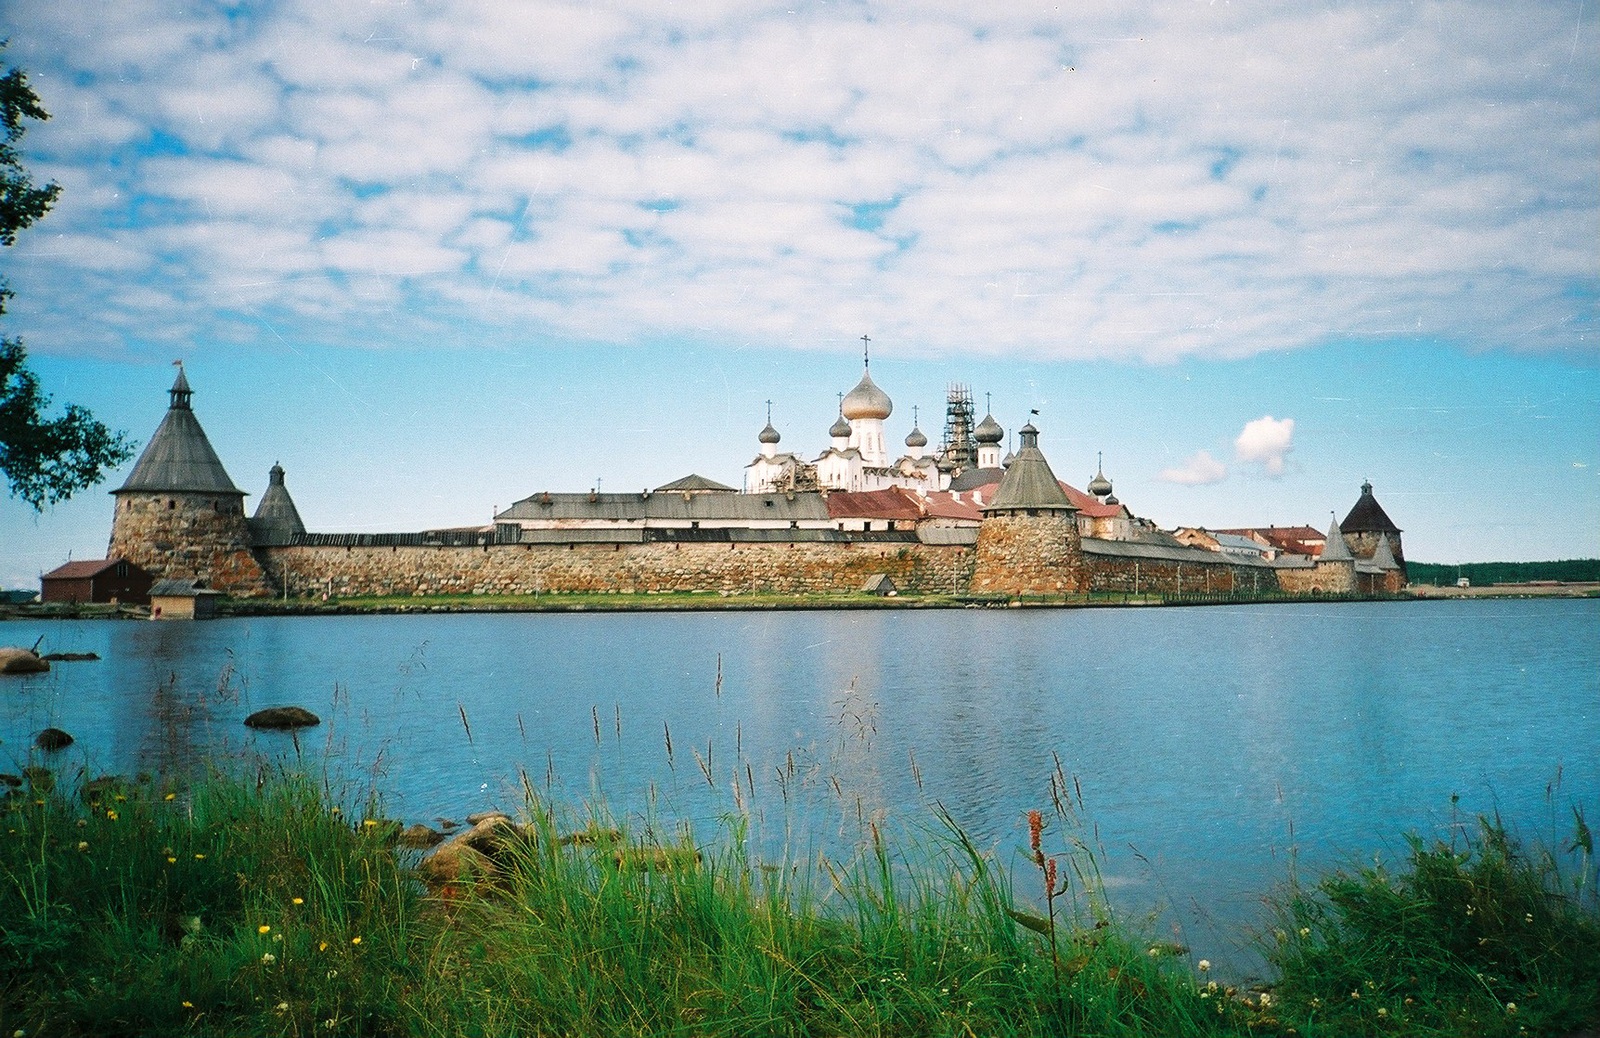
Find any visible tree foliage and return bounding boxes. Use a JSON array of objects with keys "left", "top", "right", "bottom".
[{"left": 0, "top": 47, "right": 134, "bottom": 509}]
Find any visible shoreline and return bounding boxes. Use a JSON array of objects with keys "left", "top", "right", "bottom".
[{"left": 3, "top": 583, "right": 1595, "bottom": 621}]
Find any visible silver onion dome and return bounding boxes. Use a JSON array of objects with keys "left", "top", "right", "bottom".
[{"left": 840, "top": 368, "right": 892, "bottom": 420}]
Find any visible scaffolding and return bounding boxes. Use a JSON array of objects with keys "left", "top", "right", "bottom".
[{"left": 940, "top": 383, "right": 976, "bottom": 470}]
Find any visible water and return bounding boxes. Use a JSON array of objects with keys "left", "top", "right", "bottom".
[{"left": 4, "top": 599, "right": 1596, "bottom": 968}]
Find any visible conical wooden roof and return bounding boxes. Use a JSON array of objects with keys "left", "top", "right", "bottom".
[
  {"left": 113, "top": 368, "right": 243, "bottom": 496},
  {"left": 983, "top": 423, "right": 1076, "bottom": 513},
  {"left": 249, "top": 463, "right": 306, "bottom": 544},
  {"left": 1341, "top": 481, "right": 1401, "bottom": 533}
]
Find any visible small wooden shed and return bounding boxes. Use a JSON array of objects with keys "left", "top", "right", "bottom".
[{"left": 148, "top": 578, "right": 223, "bottom": 620}]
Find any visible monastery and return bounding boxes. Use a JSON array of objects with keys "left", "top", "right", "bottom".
[{"left": 96, "top": 361, "right": 1409, "bottom": 602}]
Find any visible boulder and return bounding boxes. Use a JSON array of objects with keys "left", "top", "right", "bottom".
[
  {"left": 0, "top": 648, "right": 49, "bottom": 675},
  {"left": 398, "top": 823, "right": 445, "bottom": 849},
  {"left": 465, "top": 810, "right": 510, "bottom": 826},
  {"left": 34, "top": 727, "right": 73, "bottom": 751},
  {"left": 417, "top": 815, "right": 531, "bottom": 887},
  {"left": 243, "top": 706, "right": 321, "bottom": 730}
]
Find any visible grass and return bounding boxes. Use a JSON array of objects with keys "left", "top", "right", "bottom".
[{"left": 1, "top": 768, "right": 1596, "bottom": 1037}]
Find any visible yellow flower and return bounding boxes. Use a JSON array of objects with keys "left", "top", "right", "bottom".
[
  {"left": 1378, "top": 1008, "right": 1389, "bottom": 1018},
  {"left": 195, "top": 853, "right": 206, "bottom": 860},
  {"left": 77, "top": 841, "right": 89, "bottom": 852},
  {"left": 106, "top": 809, "right": 119, "bottom": 821},
  {"left": 258, "top": 925, "right": 272, "bottom": 934},
  {"left": 165, "top": 792, "right": 177, "bottom": 801},
  {"left": 318, "top": 941, "right": 329, "bottom": 952},
  {"left": 1506, "top": 1003, "right": 1518, "bottom": 1015},
  {"left": 292, "top": 897, "right": 304, "bottom": 906},
  {"left": 351, "top": 936, "right": 362, "bottom": 945},
  {"left": 167, "top": 857, "right": 177, "bottom": 864},
  {"left": 363, "top": 819, "right": 378, "bottom": 828},
  {"left": 182, "top": 1001, "right": 194, "bottom": 1009}
]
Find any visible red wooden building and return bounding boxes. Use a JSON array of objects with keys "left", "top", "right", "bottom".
[{"left": 40, "top": 559, "right": 154, "bottom": 605}]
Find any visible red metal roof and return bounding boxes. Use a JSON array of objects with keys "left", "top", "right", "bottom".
[
  {"left": 918, "top": 491, "right": 985, "bottom": 521},
  {"left": 825, "top": 487, "right": 924, "bottom": 521},
  {"left": 41, "top": 559, "right": 123, "bottom": 580}
]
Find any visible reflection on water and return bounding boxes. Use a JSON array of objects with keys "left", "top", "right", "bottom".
[{"left": 4, "top": 599, "right": 1597, "bottom": 964}]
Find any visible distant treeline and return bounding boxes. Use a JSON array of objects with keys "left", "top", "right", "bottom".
[{"left": 1409, "top": 559, "right": 1600, "bottom": 585}]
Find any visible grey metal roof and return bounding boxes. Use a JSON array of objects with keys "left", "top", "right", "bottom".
[
  {"left": 916, "top": 526, "right": 978, "bottom": 545},
  {"left": 1319, "top": 518, "right": 1354, "bottom": 561},
  {"left": 983, "top": 425, "right": 1075, "bottom": 512},
  {"left": 1080, "top": 537, "right": 1277, "bottom": 568},
  {"left": 948, "top": 466, "right": 1004, "bottom": 491},
  {"left": 653, "top": 474, "right": 737, "bottom": 493},
  {"left": 149, "top": 578, "right": 221, "bottom": 597},
  {"left": 114, "top": 373, "right": 243, "bottom": 496},
  {"left": 248, "top": 464, "right": 306, "bottom": 546},
  {"left": 499, "top": 490, "right": 831, "bottom": 523},
  {"left": 973, "top": 413, "right": 1004, "bottom": 444}
]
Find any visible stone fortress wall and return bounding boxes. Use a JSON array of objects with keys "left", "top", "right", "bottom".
[{"left": 105, "top": 369, "right": 1402, "bottom": 602}]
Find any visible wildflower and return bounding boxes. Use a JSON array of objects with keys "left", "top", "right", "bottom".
[
  {"left": 1506, "top": 1003, "right": 1517, "bottom": 1015},
  {"left": 324, "top": 1021, "right": 337, "bottom": 1030},
  {"left": 106, "top": 809, "right": 119, "bottom": 821},
  {"left": 195, "top": 853, "right": 206, "bottom": 860},
  {"left": 351, "top": 936, "right": 361, "bottom": 945},
  {"left": 276, "top": 1002, "right": 289, "bottom": 1013},
  {"left": 167, "top": 857, "right": 177, "bottom": 864},
  {"left": 77, "top": 841, "right": 88, "bottom": 852},
  {"left": 1351, "top": 991, "right": 1361, "bottom": 1000},
  {"left": 326, "top": 969, "right": 338, "bottom": 980},
  {"left": 114, "top": 793, "right": 127, "bottom": 802},
  {"left": 363, "top": 819, "right": 377, "bottom": 828},
  {"left": 1207, "top": 981, "right": 1219, "bottom": 992},
  {"left": 258, "top": 925, "right": 272, "bottom": 934},
  {"left": 1028, "top": 809, "right": 1043, "bottom": 857},
  {"left": 1147, "top": 946, "right": 1160, "bottom": 957},
  {"left": 182, "top": 1002, "right": 193, "bottom": 1009},
  {"left": 1523, "top": 913, "right": 1533, "bottom": 923},
  {"left": 1259, "top": 992, "right": 1272, "bottom": 1008},
  {"left": 1298, "top": 927, "right": 1311, "bottom": 937},
  {"left": 1198, "top": 959, "right": 1211, "bottom": 972},
  {"left": 1377, "top": 1008, "right": 1388, "bottom": 1018},
  {"left": 1045, "top": 857, "right": 1058, "bottom": 892},
  {"left": 165, "top": 792, "right": 177, "bottom": 801},
  {"left": 318, "top": 941, "right": 329, "bottom": 952},
  {"left": 261, "top": 952, "right": 276, "bottom": 965},
  {"left": 292, "top": 897, "right": 304, "bottom": 906},
  {"left": 75, "top": 819, "right": 86, "bottom": 828}
]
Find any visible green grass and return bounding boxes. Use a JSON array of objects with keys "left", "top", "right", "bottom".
[{"left": 2, "top": 769, "right": 1595, "bottom": 1037}]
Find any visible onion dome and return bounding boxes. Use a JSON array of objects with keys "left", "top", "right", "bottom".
[
  {"left": 1087, "top": 454, "right": 1113, "bottom": 498},
  {"left": 974, "top": 413, "right": 1004, "bottom": 444},
  {"left": 841, "top": 368, "right": 892, "bottom": 420},
  {"left": 829, "top": 414, "right": 852, "bottom": 439},
  {"left": 1103, "top": 494, "right": 1119, "bottom": 506},
  {"left": 1001, "top": 451, "right": 1015, "bottom": 468},
  {"left": 758, "top": 422, "right": 781, "bottom": 445},
  {"left": 905, "top": 426, "right": 928, "bottom": 448}
]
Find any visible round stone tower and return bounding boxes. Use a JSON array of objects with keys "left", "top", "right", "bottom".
[
  {"left": 107, "top": 366, "right": 268, "bottom": 595},
  {"left": 971, "top": 422, "right": 1085, "bottom": 596}
]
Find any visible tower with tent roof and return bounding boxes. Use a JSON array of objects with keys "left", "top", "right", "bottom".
[{"left": 107, "top": 364, "right": 269, "bottom": 595}]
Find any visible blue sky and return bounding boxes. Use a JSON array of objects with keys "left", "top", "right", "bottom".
[{"left": 1, "top": 1, "right": 1596, "bottom": 587}]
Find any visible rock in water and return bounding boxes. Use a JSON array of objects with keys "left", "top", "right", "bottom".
[
  {"left": 244, "top": 706, "right": 321, "bottom": 730},
  {"left": 35, "top": 727, "right": 73, "bottom": 751},
  {"left": 0, "top": 648, "right": 49, "bottom": 675}
]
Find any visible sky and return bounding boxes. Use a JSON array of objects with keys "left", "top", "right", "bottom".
[{"left": 1, "top": 0, "right": 1596, "bottom": 589}]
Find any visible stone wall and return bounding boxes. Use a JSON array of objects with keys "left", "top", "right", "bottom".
[
  {"left": 1081, "top": 552, "right": 1282, "bottom": 596},
  {"left": 258, "top": 539, "right": 975, "bottom": 598},
  {"left": 109, "top": 492, "right": 268, "bottom": 596},
  {"left": 969, "top": 514, "right": 1084, "bottom": 595},
  {"left": 1275, "top": 560, "right": 1356, "bottom": 595}
]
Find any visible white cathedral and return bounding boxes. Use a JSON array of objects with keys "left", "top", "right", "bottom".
[{"left": 744, "top": 357, "right": 1010, "bottom": 496}]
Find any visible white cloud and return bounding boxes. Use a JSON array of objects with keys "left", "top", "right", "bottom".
[
  {"left": 1159, "top": 451, "right": 1227, "bottom": 486},
  {"left": 1, "top": 0, "right": 1594, "bottom": 363},
  {"left": 1235, "top": 416, "right": 1295, "bottom": 477}
]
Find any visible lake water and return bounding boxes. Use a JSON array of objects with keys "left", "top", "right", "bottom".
[{"left": 4, "top": 599, "right": 1596, "bottom": 969}]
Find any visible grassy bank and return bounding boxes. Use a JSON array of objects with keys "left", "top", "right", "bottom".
[{"left": 2, "top": 770, "right": 1596, "bottom": 1037}]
